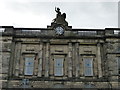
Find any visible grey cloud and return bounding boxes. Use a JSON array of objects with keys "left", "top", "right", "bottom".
[{"left": 1, "top": 1, "right": 118, "bottom": 28}]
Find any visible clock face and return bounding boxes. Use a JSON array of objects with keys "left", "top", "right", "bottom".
[{"left": 55, "top": 26, "right": 64, "bottom": 35}]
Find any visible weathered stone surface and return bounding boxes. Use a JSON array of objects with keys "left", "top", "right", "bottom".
[
  {"left": 97, "top": 43, "right": 102, "bottom": 78},
  {"left": 2, "top": 53, "right": 10, "bottom": 74},
  {"left": 37, "top": 43, "right": 43, "bottom": 77},
  {"left": 68, "top": 43, "right": 72, "bottom": 77},
  {"left": 1, "top": 16, "right": 120, "bottom": 89}
]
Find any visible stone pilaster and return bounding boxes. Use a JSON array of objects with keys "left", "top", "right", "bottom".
[
  {"left": 68, "top": 43, "right": 72, "bottom": 77},
  {"left": 97, "top": 43, "right": 102, "bottom": 78},
  {"left": 38, "top": 42, "right": 43, "bottom": 77},
  {"left": 19, "top": 51, "right": 24, "bottom": 75},
  {"left": 101, "top": 43, "right": 105, "bottom": 77},
  {"left": 75, "top": 43, "right": 79, "bottom": 77},
  {"left": 72, "top": 43, "right": 75, "bottom": 76},
  {"left": 49, "top": 51, "right": 53, "bottom": 76},
  {"left": 45, "top": 42, "right": 50, "bottom": 77},
  {"left": 15, "top": 42, "right": 21, "bottom": 76},
  {"left": 79, "top": 44, "right": 83, "bottom": 76},
  {"left": 9, "top": 42, "right": 15, "bottom": 77},
  {"left": 64, "top": 56, "right": 68, "bottom": 77},
  {"left": 42, "top": 43, "right": 46, "bottom": 76},
  {"left": 104, "top": 43, "right": 109, "bottom": 78}
]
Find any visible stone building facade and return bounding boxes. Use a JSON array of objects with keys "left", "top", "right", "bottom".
[{"left": 0, "top": 8, "right": 120, "bottom": 89}]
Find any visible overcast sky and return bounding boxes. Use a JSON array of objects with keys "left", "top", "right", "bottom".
[{"left": 0, "top": 0, "right": 119, "bottom": 29}]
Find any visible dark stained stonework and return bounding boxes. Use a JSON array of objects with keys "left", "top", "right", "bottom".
[{"left": 0, "top": 8, "right": 120, "bottom": 89}]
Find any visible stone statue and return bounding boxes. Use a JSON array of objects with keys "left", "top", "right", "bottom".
[
  {"left": 51, "top": 7, "right": 68, "bottom": 26},
  {"left": 55, "top": 7, "right": 61, "bottom": 16},
  {"left": 47, "top": 7, "right": 70, "bottom": 29},
  {"left": 55, "top": 7, "right": 66, "bottom": 19},
  {"left": 62, "top": 13, "right": 66, "bottom": 19}
]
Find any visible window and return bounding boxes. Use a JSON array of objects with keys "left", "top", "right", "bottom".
[
  {"left": 24, "top": 57, "right": 34, "bottom": 75},
  {"left": 84, "top": 58, "right": 93, "bottom": 76},
  {"left": 54, "top": 58, "right": 64, "bottom": 76}
]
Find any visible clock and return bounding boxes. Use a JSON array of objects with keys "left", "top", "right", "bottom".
[{"left": 54, "top": 26, "right": 64, "bottom": 35}]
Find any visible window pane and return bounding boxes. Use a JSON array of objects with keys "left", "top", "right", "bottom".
[
  {"left": 54, "top": 68, "right": 63, "bottom": 76},
  {"left": 55, "top": 58, "right": 63, "bottom": 67},
  {"left": 84, "top": 59, "right": 92, "bottom": 67},
  {"left": 84, "top": 58, "right": 93, "bottom": 76},
  {"left": 24, "top": 66, "right": 34, "bottom": 75},
  {"left": 25, "top": 58, "right": 34, "bottom": 67},
  {"left": 54, "top": 58, "right": 63, "bottom": 76},
  {"left": 24, "top": 57, "right": 34, "bottom": 75}
]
